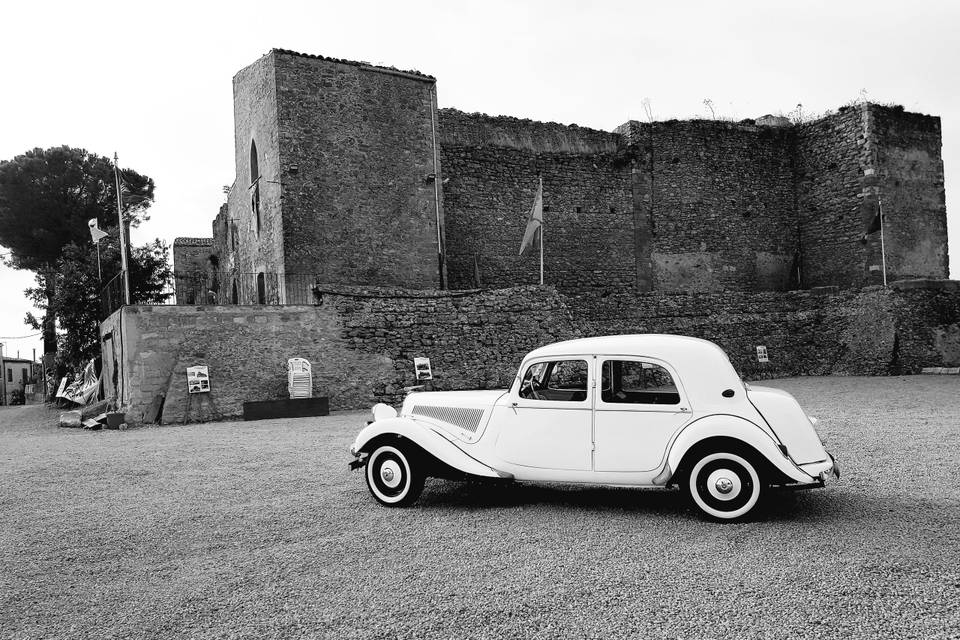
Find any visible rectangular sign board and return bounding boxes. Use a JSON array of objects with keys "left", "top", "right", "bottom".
[
  {"left": 756, "top": 346, "right": 769, "bottom": 363},
  {"left": 414, "top": 357, "right": 433, "bottom": 381},
  {"left": 187, "top": 365, "right": 211, "bottom": 394}
]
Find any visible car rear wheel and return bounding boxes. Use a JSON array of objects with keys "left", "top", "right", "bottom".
[
  {"left": 365, "top": 444, "right": 424, "bottom": 507},
  {"left": 686, "top": 451, "right": 764, "bottom": 522}
]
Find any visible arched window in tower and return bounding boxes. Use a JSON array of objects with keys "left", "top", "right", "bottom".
[
  {"left": 250, "top": 139, "right": 261, "bottom": 236},
  {"left": 250, "top": 140, "right": 259, "bottom": 184}
]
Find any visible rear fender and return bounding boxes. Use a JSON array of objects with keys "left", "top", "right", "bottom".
[
  {"left": 354, "top": 417, "right": 508, "bottom": 479},
  {"left": 659, "top": 415, "right": 814, "bottom": 485}
]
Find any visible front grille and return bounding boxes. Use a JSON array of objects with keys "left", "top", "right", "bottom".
[{"left": 411, "top": 405, "right": 485, "bottom": 433}]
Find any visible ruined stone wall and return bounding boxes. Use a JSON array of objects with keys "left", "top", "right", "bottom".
[
  {"left": 441, "top": 113, "right": 798, "bottom": 295},
  {"left": 220, "top": 53, "right": 285, "bottom": 303},
  {"left": 274, "top": 51, "right": 443, "bottom": 290},
  {"left": 172, "top": 238, "right": 217, "bottom": 305},
  {"left": 796, "top": 107, "right": 877, "bottom": 288},
  {"left": 107, "top": 286, "right": 577, "bottom": 424},
  {"left": 794, "top": 105, "right": 948, "bottom": 289},
  {"left": 623, "top": 119, "right": 798, "bottom": 292},
  {"left": 872, "top": 107, "right": 949, "bottom": 280},
  {"left": 172, "top": 238, "right": 214, "bottom": 274},
  {"left": 439, "top": 110, "right": 634, "bottom": 293},
  {"left": 438, "top": 105, "right": 945, "bottom": 295}
]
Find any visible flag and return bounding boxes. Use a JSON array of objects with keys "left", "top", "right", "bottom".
[
  {"left": 88, "top": 218, "right": 108, "bottom": 242},
  {"left": 859, "top": 195, "right": 882, "bottom": 243},
  {"left": 518, "top": 180, "right": 543, "bottom": 256},
  {"left": 473, "top": 252, "right": 482, "bottom": 288}
]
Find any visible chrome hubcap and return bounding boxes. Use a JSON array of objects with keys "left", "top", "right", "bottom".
[
  {"left": 379, "top": 460, "right": 402, "bottom": 489},
  {"left": 716, "top": 477, "right": 734, "bottom": 494},
  {"left": 706, "top": 468, "right": 742, "bottom": 502}
]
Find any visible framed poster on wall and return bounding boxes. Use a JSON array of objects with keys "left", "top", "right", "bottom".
[{"left": 187, "top": 365, "right": 211, "bottom": 394}]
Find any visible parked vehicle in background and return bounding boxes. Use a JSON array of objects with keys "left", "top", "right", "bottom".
[{"left": 350, "top": 335, "right": 839, "bottom": 521}]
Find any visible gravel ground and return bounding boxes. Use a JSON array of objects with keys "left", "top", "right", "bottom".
[{"left": 1, "top": 376, "right": 959, "bottom": 639}]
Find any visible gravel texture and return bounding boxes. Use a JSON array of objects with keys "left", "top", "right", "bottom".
[{"left": 1, "top": 376, "right": 958, "bottom": 639}]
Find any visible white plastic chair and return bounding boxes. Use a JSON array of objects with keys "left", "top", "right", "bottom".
[{"left": 287, "top": 358, "right": 313, "bottom": 399}]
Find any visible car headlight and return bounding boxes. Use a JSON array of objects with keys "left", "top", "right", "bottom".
[{"left": 370, "top": 403, "right": 398, "bottom": 422}]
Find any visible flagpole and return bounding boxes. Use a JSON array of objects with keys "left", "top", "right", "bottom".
[
  {"left": 114, "top": 153, "right": 131, "bottom": 305},
  {"left": 539, "top": 177, "right": 544, "bottom": 286},
  {"left": 879, "top": 195, "right": 888, "bottom": 287}
]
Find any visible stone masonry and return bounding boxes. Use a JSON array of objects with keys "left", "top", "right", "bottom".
[
  {"left": 147, "top": 50, "right": 956, "bottom": 427},
  {"left": 176, "top": 50, "right": 948, "bottom": 301},
  {"left": 102, "top": 281, "right": 960, "bottom": 425}
]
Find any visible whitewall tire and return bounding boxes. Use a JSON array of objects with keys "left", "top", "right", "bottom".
[
  {"left": 365, "top": 444, "right": 424, "bottom": 507},
  {"left": 687, "top": 451, "right": 764, "bottom": 522}
]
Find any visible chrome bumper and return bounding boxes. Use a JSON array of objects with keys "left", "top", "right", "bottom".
[
  {"left": 348, "top": 444, "right": 366, "bottom": 470},
  {"left": 821, "top": 452, "right": 840, "bottom": 481},
  {"left": 796, "top": 451, "right": 840, "bottom": 486}
]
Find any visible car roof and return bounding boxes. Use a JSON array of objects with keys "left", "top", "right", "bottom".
[
  {"left": 523, "top": 334, "right": 745, "bottom": 405},
  {"left": 525, "top": 334, "right": 726, "bottom": 360}
]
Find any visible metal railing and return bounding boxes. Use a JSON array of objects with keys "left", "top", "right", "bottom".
[
  {"left": 175, "top": 272, "right": 323, "bottom": 306},
  {"left": 101, "top": 272, "right": 126, "bottom": 319},
  {"left": 101, "top": 271, "right": 331, "bottom": 317}
]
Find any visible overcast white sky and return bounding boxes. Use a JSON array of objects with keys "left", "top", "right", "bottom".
[{"left": 1, "top": 0, "right": 958, "bottom": 361}]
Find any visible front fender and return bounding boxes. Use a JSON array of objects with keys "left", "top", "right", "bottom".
[
  {"left": 352, "top": 417, "right": 509, "bottom": 479},
  {"left": 658, "top": 415, "right": 814, "bottom": 485}
]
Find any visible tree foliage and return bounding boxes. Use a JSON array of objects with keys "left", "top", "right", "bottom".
[
  {"left": 0, "top": 145, "right": 163, "bottom": 367},
  {"left": 0, "top": 146, "right": 154, "bottom": 272},
  {"left": 25, "top": 231, "right": 172, "bottom": 371}
]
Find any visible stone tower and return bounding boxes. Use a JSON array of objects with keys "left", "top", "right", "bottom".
[{"left": 212, "top": 49, "right": 445, "bottom": 304}]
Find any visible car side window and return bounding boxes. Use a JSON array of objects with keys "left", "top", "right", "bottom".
[
  {"left": 601, "top": 360, "right": 680, "bottom": 405},
  {"left": 519, "top": 359, "right": 588, "bottom": 402}
]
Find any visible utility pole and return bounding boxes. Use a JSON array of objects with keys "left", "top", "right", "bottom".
[
  {"left": 0, "top": 342, "right": 5, "bottom": 406},
  {"left": 114, "top": 153, "right": 131, "bottom": 305}
]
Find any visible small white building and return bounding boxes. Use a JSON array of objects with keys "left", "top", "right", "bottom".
[{"left": 1, "top": 357, "right": 36, "bottom": 405}]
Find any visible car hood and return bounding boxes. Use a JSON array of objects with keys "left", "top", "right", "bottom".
[
  {"left": 402, "top": 389, "right": 507, "bottom": 410},
  {"left": 401, "top": 389, "right": 508, "bottom": 442}
]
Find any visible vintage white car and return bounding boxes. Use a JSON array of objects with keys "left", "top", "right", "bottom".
[{"left": 349, "top": 335, "right": 839, "bottom": 521}]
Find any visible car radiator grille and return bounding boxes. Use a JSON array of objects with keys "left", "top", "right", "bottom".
[{"left": 411, "top": 406, "right": 485, "bottom": 433}]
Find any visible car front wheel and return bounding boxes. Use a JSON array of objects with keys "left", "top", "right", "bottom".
[
  {"left": 365, "top": 444, "right": 424, "bottom": 507},
  {"left": 686, "top": 451, "right": 764, "bottom": 522}
]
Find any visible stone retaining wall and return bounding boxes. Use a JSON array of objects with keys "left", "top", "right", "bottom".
[
  {"left": 104, "top": 286, "right": 577, "bottom": 424},
  {"left": 102, "top": 281, "right": 960, "bottom": 425}
]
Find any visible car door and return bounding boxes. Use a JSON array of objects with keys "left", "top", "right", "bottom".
[
  {"left": 593, "top": 357, "right": 692, "bottom": 472},
  {"left": 491, "top": 357, "right": 593, "bottom": 471}
]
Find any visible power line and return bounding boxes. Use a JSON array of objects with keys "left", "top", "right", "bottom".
[{"left": 0, "top": 332, "right": 41, "bottom": 340}]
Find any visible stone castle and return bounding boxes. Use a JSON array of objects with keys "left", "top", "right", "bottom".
[
  {"left": 174, "top": 48, "right": 948, "bottom": 300},
  {"left": 99, "top": 48, "right": 955, "bottom": 425}
]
